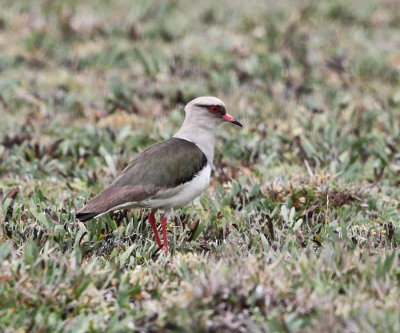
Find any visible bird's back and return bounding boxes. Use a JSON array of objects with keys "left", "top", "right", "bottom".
[{"left": 76, "top": 137, "right": 208, "bottom": 221}]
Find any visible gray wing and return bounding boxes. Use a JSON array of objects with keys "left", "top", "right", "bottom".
[{"left": 76, "top": 137, "right": 207, "bottom": 221}]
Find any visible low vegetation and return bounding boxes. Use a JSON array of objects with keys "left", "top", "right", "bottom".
[{"left": 1, "top": 0, "right": 400, "bottom": 331}]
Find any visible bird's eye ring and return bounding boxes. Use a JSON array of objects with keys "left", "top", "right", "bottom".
[{"left": 209, "top": 105, "right": 220, "bottom": 114}]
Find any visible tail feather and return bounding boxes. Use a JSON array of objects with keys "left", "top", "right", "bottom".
[{"left": 75, "top": 211, "right": 100, "bottom": 222}]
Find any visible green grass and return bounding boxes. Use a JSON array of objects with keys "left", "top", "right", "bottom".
[{"left": 1, "top": 0, "right": 400, "bottom": 331}]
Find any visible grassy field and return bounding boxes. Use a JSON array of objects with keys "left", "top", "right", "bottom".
[{"left": 1, "top": 0, "right": 400, "bottom": 331}]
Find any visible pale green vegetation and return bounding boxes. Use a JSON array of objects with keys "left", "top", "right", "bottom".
[{"left": 1, "top": 0, "right": 400, "bottom": 332}]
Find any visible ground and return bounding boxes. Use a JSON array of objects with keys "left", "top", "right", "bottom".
[{"left": 1, "top": 0, "right": 400, "bottom": 332}]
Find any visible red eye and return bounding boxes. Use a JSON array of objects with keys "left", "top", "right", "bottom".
[{"left": 209, "top": 105, "right": 220, "bottom": 114}]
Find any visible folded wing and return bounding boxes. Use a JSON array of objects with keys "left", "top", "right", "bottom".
[{"left": 76, "top": 137, "right": 207, "bottom": 221}]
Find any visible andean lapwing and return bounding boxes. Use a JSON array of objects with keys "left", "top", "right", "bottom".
[{"left": 76, "top": 96, "right": 242, "bottom": 254}]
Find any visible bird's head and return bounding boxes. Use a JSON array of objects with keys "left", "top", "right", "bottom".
[{"left": 184, "top": 96, "right": 242, "bottom": 128}]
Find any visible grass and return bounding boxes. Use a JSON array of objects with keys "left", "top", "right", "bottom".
[{"left": 1, "top": 0, "right": 400, "bottom": 331}]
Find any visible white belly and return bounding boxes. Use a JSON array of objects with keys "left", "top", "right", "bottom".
[
  {"left": 95, "top": 164, "right": 212, "bottom": 219},
  {"left": 142, "top": 163, "right": 212, "bottom": 209}
]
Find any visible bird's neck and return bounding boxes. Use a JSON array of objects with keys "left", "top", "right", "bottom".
[{"left": 174, "top": 120, "right": 216, "bottom": 167}]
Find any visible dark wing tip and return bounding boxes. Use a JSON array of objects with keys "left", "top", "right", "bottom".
[{"left": 75, "top": 211, "right": 99, "bottom": 222}]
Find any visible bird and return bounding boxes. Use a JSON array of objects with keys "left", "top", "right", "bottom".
[{"left": 76, "top": 96, "right": 242, "bottom": 254}]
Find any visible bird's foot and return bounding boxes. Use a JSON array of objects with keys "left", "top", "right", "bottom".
[
  {"left": 161, "top": 215, "right": 168, "bottom": 254},
  {"left": 149, "top": 211, "right": 162, "bottom": 248}
]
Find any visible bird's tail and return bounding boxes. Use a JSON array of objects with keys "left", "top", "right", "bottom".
[
  {"left": 75, "top": 183, "right": 121, "bottom": 222},
  {"left": 75, "top": 211, "right": 100, "bottom": 222}
]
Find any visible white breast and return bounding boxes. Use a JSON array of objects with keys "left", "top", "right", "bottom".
[
  {"left": 142, "top": 163, "right": 212, "bottom": 209},
  {"left": 95, "top": 164, "right": 212, "bottom": 219}
]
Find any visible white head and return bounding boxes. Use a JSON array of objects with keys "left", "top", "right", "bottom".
[
  {"left": 182, "top": 96, "right": 242, "bottom": 130},
  {"left": 174, "top": 96, "right": 242, "bottom": 166}
]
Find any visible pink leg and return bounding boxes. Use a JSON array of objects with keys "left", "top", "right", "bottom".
[
  {"left": 149, "top": 211, "right": 162, "bottom": 248},
  {"left": 161, "top": 215, "right": 168, "bottom": 254}
]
